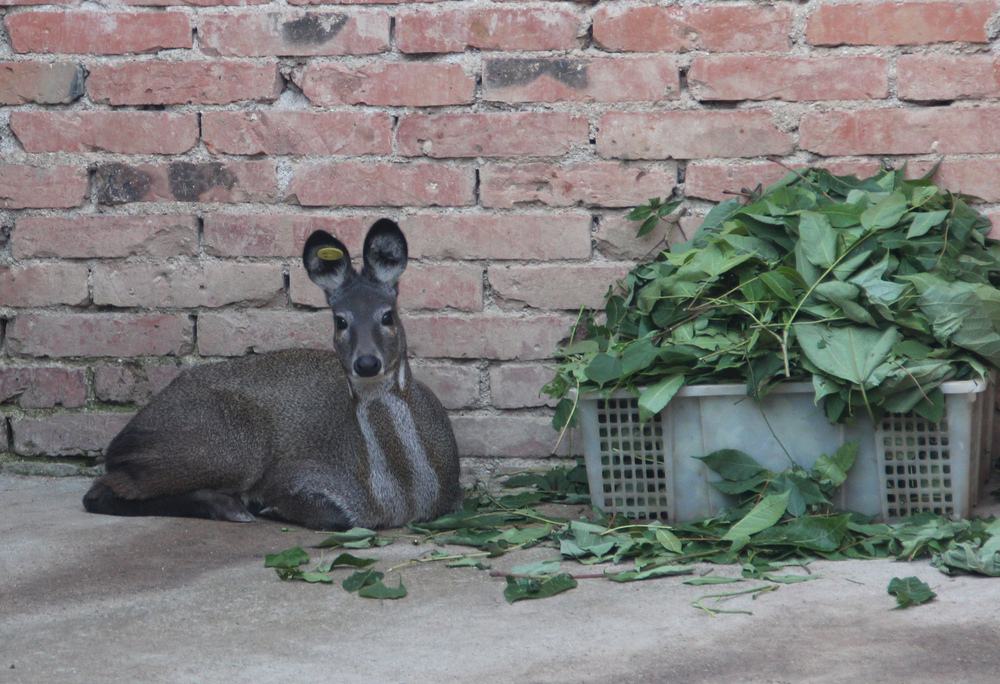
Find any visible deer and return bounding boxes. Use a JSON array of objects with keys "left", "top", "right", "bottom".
[{"left": 82, "top": 219, "right": 462, "bottom": 530}]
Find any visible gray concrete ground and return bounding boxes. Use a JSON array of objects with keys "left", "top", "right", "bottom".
[{"left": 3, "top": 474, "right": 1000, "bottom": 684}]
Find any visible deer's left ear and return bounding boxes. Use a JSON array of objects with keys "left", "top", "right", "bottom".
[
  {"left": 303, "top": 230, "right": 354, "bottom": 293},
  {"left": 361, "top": 219, "right": 408, "bottom": 287}
]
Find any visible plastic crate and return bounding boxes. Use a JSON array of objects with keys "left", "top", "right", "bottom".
[{"left": 577, "top": 379, "right": 994, "bottom": 522}]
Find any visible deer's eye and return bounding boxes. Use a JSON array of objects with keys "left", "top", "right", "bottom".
[
  {"left": 381, "top": 311, "right": 394, "bottom": 326},
  {"left": 335, "top": 315, "right": 348, "bottom": 331}
]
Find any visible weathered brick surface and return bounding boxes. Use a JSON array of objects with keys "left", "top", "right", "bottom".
[
  {"left": 6, "top": 0, "right": 1000, "bottom": 462},
  {"left": 806, "top": 1, "right": 993, "bottom": 46},
  {"left": 0, "top": 62, "right": 84, "bottom": 104},
  {"left": 405, "top": 313, "right": 573, "bottom": 360},
  {"left": 199, "top": 11, "right": 389, "bottom": 56},
  {"left": 897, "top": 55, "right": 1000, "bottom": 100},
  {"left": 0, "top": 367, "right": 87, "bottom": 409},
  {"left": 12, "top": 413, "right": 133, "bottom": 457},
  {"left": 483, "top": 56, "right": 679, "bottom": 103},
  {"left": 8, "top": 314, "right": 193, "bottom": 358},
  {"left": 6, "top": 11, "right": 192, "bottom": 54},
  {"left": 688, "top": 56, "right": 889, "bottom": 102},
  {"left": 0, "top": 165, "right": 88, "bottom": 209},
  {"left": 800, "top": 108, "right": 1000, "bottom": 156},
  {"left": 593, "top": 4, "right": 793, "bottom": 52},
  {"left": 396, "top": 7, "right": 582, "bottom": 53},
  {"left": 398, "top": 113, "right": 588, "bottom": 158},
  {"left": 480, "top": 162, "right": 676, "bottom": 208},
  {"left": 290, "top": 262, "right": 484, "bottom": 311},
  {"left": 93, "top": 161, "right": 278, "bottom": 204},
  {"left": 88, "top": 62, "right": 282, "bottom": 105},
  {"left": 0, "top": 263, "right": 90, "bottom": 307},
  {"left": 92, "top": 261, "right": 285, "bottom": 308},
  {"left": 598, "top": 112, "right": 794, "bottom": 160},
  {"left": 202, "top": 111, "right": 392, "bottom": 155},
  {"left": 296, "top": 62, "right": 475, "bottom": 106},
  {"left": 289, "top": 162, "right": 475, "bottom": 206},
  {"left": 13, "top": 216, "right": 199, "bottom": 258},
  {"left": 93, "top": 363, "right": 184, "bottom": 404},
  {"left": 11, "top": 112, "right": 199, "bottom": 154},
  {"left": 489, "top": 263, "right": 633, "bottom": 310}
]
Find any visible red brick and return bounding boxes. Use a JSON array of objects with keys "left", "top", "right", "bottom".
[
  {"left": 800, "top": 108, "right": 1000, "bottom": 156},
  {"left": 451, "top": 414, "right": 565, "bottom": 457},
  {"left": 93, "top": 363, "right": 183, "bottom": 404},
  {"left": 483, "top": 55, "right": 678, "bottom": 104},
  {"left": 91, "top": 261, "right": 284, "bottom": 308},
  {"left": 398, "top": 113, "right": 587, "bottom": 158},
  {"left": 593, "top": 4, "right": 792, "bottom": 53},
  {"left": 87, "top": 61, "right": 281, "bottom": 105},
  {"left": 489, "top": 263, "right": 631, "bottom": 310},
  {"left": 93, "top": 161, "right": 277, "bottom": 204},
  {"left": 0, "top": 0, "right": 75, "bottom": 5},
  {"left": 6, "top": 11, "right": 191, "bottom": 55},
  {"left": 405, "top": 313, "right": 573, "bottom": 360},
  {"left": 199, "top": 11, "right": 388, "bottom": 56},
  {"left": 204, "top": 212, "right": 592, "bottom": 260},
  {"left": 684, "top": 160, "right": 884, "bottom": 202},
  {"left": 289, "top": 162, "right": 474, "bottom": 207},
  {"left": 0, "top": 367, "right": 87, "bottom": 409},
  {"left": 912, "top": 158, "right": 1000, "bottom": 202},
  {"left": 598, "top": 111, "right": 793, "bottom": 160},
  {"left": 125, "top": 0, "right": 267, "bottom": 5},
  {"left": 197, "top": 310, "right": 333, "bottom": 356},
  {"left": 202, "top": 111, "right": 391, "bottom": 155},
  {"left": 594, "top": 212, "right": 680, "bottom": 260},
  {"left": 0, "top": 61, "right": 83, "bottom": 104},
  {"left": 12, "top": 413, "right": 134, "bottom": 457},
  {"left": 8, "top": 313, "right": 193, "bottom": 358},
  {"left": 13, "top": 215, "right": 198, "bottom": 259},
  {"left": 289, "top": 0, "right": 446, "bottom": 4},
  {"left": 295, "top": 62, "right": 474, "bottom": 106},
  {"left": 11, "top": 112, "right": 197, "bottom": 154},
  {"left": 480, "top": 162, "right": 676, "bottom": 208},
  {"left": 806, "top": 1, "right": 993, "bottom": 46},
  {"left": 290, "top": 262, "right": 483, "bottom": 311},
  {"left": 396, "top": 7, "right": 581, "bottom": 53},
  {"left": 404, "top": 212, "right": 593, "bottom": 260},
  {"left": 0, "top": 263, "right": 89, "bottom": 307},
  {"left": 0, "top": 165, "right": 87, "bottom": 209},
  {"left": 410, "top": 361, "right": 480, "bottom": 410},
  {"left": 489, "top": 363, "right": 556, "bottom": 409},
  {"left": 898, "top": 55, "right": 1000, "bottom": 100},
  {"left": 689, "top": 56, "right": 888, "bottom": 102}
]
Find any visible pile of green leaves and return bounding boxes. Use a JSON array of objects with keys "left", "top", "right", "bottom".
[
  {"left": 545, "top": 167, "right": 1000, "bottom": 426},
  {"left": 264, "top": 454, "right": 1000, "bottom": 611}
]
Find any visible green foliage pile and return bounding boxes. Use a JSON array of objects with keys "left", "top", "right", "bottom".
[
  {"left": 264, "top": 453, "right": 1000, "bottom": 611},
  {"left": 545, "top": 167, "right": 1000, "bottom": 427}
]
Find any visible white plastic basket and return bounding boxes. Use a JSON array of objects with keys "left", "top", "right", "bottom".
[{"left": 577, "top": 379, "right": 994, "bottom": 522}]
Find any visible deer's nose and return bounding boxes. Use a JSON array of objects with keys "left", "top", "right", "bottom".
[{"left": 354, "top": 355, "right": 382, "bottom": 377}]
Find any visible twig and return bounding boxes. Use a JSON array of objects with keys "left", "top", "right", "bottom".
[{"left": 490, "top": 570, "right": 607, "bottom": 580}]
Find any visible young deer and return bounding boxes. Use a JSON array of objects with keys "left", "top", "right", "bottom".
[{"left": 83, "top": 219, "right": 462, "bottom": 530}]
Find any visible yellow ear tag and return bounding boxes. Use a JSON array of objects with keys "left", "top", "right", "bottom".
[{"left": 317, "top": 247, "right": 344, "bottom": 261}]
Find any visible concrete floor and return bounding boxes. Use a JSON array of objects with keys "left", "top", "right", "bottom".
[{"left": 3, "top": 474, "right": 1000, "bottom": 684}]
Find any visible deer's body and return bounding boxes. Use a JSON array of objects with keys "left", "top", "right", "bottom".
[{"left": 83, "top": 220, "right": 462, "bottom": 530}]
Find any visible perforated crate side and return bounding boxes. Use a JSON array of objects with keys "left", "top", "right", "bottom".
[{"left": 579, "top": 395, "right": 672, "bottom": 520}]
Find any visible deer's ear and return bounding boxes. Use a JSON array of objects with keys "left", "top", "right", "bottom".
[
  {"left": 303, "top": 230, "right": 354, "bottom": 293},
  {"left": 361, "top": 219, "right": 408, "bottom": 287}
]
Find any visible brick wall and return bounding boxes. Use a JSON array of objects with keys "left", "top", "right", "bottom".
[{"left": 2, "top": 0, "right": 1000, "bottom": 474}]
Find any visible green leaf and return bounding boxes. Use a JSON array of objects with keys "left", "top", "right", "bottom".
[
  {"left": 798, "top": 211, "right": 838, "bottom": 267},
  {"left": 794, "top": 324, "right": 899, "bottom": 388},
  {"left": 358, "top": 577, "right": 407, "bottom": 600},
  {"left": 697, "top": 449, "right": 768, "bottom": 481},
  {"left": 861, "top": 192, "right": 907, "bottom": 231},
  {"left": 606, "top": 564, "right": 692, "bottom": 582},
  {"left": 721, "top": 491, "right": 791, "bottom": 542},
  {"left": 812, "top": 442, "right": 858, "bottom": 490},
  {"left": 314, "top": 527, "right": 377, "bottom": 549},
  {"left": 906, "top": 210, "right": 949, "bottom": 238},
  {"left": 264, "top": 546, "right": 310, "bottom": 569},
  {"left": 654, "top": 527, "right": 683, "bottom": 554},
  {"left": 637, "top": 374, "right": 684, "bottom": 420},
  {"left": 683, "top": 576, "right": 744, "bottom": 586},
  {"left": 342, "top": 568, "right": 384, "bottom": 592},
  {"left": 760, "top": 270, "right": 799, "bottom": 305},
  {"left": 584, "top": 353, "right": 623, "bottom": 387},
  {"left": 504, "top": 573, "right": 578, "bottom": 603},
  {"left": 314, "top": 553, "right": 377, "bottom": 572},
  {"left": 887, "top": 576, "right": 936, "bottom": 609}
]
